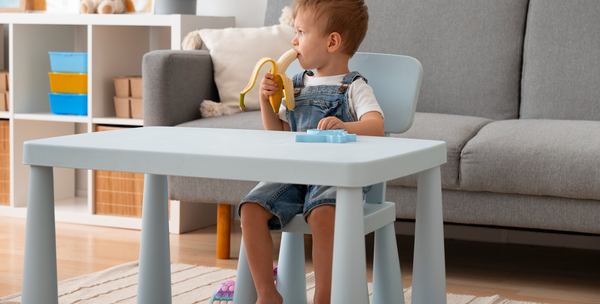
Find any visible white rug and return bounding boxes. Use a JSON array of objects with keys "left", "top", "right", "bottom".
[{"left": 0, "top": 261, "right": 539, "bottom": 304}]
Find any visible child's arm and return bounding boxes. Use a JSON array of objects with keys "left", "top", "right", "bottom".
[
  {"left": 317, "top": 111, "right": 384, "bottom": 136},
  {"left": 259, "top": 73, "right": 288, "bottom": 131}
]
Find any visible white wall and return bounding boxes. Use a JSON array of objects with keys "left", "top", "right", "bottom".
[{"left": 196, "top": 0, "right": 268, "bottom": 27}]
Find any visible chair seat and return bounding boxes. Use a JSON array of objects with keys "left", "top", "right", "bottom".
[{"left": 281, "top": 202, "right": 397, "bottom": 235}]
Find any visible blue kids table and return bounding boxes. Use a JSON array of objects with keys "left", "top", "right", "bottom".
[{"left": 21, "top": 127, "right": 447, "bottom": 304}]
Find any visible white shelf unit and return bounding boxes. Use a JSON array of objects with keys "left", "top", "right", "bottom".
[{"left": 0, "top": 13, "right": 234, "bottom": 232}]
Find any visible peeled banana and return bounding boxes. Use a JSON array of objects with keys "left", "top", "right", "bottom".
[{"left": 240, "top": 48, "right": 298, "bottom": 113}]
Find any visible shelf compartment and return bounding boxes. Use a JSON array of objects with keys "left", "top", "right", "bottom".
[
  {"left": 12, "top": 24, "right": 88, "bottom": 115},
  {"left": 93, "top": 125, "right": 143, "bottom": 218},
  {"left": 91, "top": 25, "right": 168, "bottom": 121},
  {"left": 12, "top": 120, "right": 84, "bottom": 207}
]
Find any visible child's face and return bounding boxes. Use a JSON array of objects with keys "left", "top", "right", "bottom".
[{"left": 291, "top": 8, "right": 332, "bottom": 70}]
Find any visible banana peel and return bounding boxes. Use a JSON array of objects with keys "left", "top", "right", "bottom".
[{"left": 240, "top": 48, "right": 298, "bottom": 113}]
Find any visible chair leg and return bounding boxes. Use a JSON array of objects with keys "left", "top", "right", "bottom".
[
  {"left": 373, "top": 223, "right": 404, "bottom": 304},
  {"left": 233, "top": 241, "right": 257, "bottom": 304},
  {"left": 276, "top": 232, "right": 307, "bottom": 304},
  {"left": 216, "top": 203, "right": 231, "bottom": 259}
]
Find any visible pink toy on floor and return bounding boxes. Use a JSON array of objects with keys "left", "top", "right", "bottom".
[{"left": 208, "top": 266, "right": 278, "bottom": 304}]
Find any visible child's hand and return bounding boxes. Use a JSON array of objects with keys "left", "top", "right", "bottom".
[
  {"left": 318, "top": 116, "right": 345, "bottom": 130},
  {"left": 260, "top": 73, "right": 279, "bottom": 99}
]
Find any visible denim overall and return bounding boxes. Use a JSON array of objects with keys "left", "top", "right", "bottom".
[{"left": 239, "top": 71, "right": 368, "bottom": 229}]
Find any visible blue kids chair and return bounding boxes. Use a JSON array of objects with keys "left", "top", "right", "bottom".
[{"left": 233, "top": 53, "right": 423, "bottom": 304}]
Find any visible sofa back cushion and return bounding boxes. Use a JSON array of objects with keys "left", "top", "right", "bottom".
[
  {"left": 520, "top": 0, "right": 600, "bottom": 120},
  {"left": 265, "top": 0, "right": 528, "bottom": 120}
]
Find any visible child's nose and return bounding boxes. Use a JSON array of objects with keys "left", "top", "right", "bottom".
[{"left": 291, "top": 35, "right": 299, "bottom": 46}]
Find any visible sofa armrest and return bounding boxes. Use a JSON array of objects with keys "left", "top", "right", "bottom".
[{"left": 142, "top": 50, "right": 219, "bottom": 126}]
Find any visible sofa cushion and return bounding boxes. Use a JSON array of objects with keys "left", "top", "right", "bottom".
[
  {"left": 178, "top": 110, "right": 263, "bottom": 130},
  {"left": 169, "top": 176, "right": 258, "bottom": 205},
  {"left": 389, "top": 112, "right": 491, "bottom": 188},
  {"left": 178, "top": 111, "right": 490, "bottom": 191},
  {"left": 172, "top": 111, "right": 263, "bottom": 203},
  {"left": 388, "top": 186, "right": 600, "bottom": 235},
  {"left": 520, "top": 0, "right": 600, "bottom": 120},
  {"left": 461, "top": 120, "right": 600, "bottom": 201},
  {"left": 267, "top": 0, "right": 528, "bottom": 120},
  {"left": 198, "top": 24, "right": 294, "bottom": 113}
]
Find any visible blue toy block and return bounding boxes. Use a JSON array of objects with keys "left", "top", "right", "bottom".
[{"left": 295, "top": 129, "right": 357, "bottom": 143}]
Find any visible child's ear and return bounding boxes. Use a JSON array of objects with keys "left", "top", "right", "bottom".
[{"left": 327, "top": 32, "right": 343, "bottom": 53}]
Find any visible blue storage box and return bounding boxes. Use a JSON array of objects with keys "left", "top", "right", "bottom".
[
  {"left": 48, "top": 52, "right": 88, "bottom": 73},
  {"left": 48, "top": 93, "right": 88, "bottom": 115}
]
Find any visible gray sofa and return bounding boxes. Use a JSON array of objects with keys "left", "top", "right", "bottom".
[{"left": 143, "top": 0, "right": 600, "bottom": 235}]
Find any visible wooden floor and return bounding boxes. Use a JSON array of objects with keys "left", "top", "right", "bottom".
[{"left": 1, "top": 216, "right": 599, "bottom": 303}]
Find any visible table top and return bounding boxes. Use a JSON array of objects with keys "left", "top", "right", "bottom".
[{"left": 24, "top": 127, "right": 446, "bottom": 187}]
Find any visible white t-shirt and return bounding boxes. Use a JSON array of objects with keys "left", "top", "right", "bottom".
[{"left": 278, "top": 73, "right": 384, "bottom": 122}]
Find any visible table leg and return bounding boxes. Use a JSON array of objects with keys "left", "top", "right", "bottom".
[
  {"left": 412, "top": 167, "right": 446, "bottom": 304},
  {"left": 331, "top": 187, "right": 369, "bottom": 304},
  {"left": 22, "top": 165, "right": 57, "bottom": 304},
  {"left": 138, "top": 174, "right": 171, "bottom": 304}
]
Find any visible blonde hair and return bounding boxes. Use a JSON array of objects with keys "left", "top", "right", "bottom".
[{"left": 293, "top": 0, "right": 369, "bottom": 56}]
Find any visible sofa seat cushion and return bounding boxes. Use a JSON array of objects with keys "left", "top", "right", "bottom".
[
  {"left": 177, "top": 111, "right": 491, "bottom": 191},
  {"left": 461, "top": 119, "right": 600, "bottom": 200},
  {"left": 169, "top": 176, "right": 258, "bottom": 205},
  {"left": 388, "top": 186, "right": 600, "bottom": 235},
  {"left": 172, "top": 111, "right": 263, "bottom": 203},
  {"left": 178, "top": 110, "right": 263, "bottom": 129},
  {"left": 390, "top": 112, "right": 491, "bottom": 188}
]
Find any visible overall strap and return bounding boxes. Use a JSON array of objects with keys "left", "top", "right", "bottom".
[
  {"left": 338, "top": 71, "right": 366, "bottom": 94},
  {"left": 341, "top": 71, "right": 364, "bottom": 84},
  {"left": 292, "top": 70, "right": 314, "bottom": 88}
]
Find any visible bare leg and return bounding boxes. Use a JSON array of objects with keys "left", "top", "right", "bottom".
[
  {"left": 307, "top": 205, "right": 335, "bottom": 304},
  {"left": 240, "top": 203, "right": 283, "bottom": 304}
]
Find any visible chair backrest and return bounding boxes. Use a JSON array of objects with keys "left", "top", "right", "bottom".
[
  {"left": 287, "top": 52, "right": 423, "bottom": 134},
  {"left": 287, "top": 53, "right": 423, "bottom": 204}
]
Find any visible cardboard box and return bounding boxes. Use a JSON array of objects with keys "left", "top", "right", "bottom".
[
  {"left": 114, "top": 76, "right": 130, "bottom": 98},
  {"left": 0, "top": 93, "right": 7, "bottom": 112},
  {"left": 114, "top": 96, "right": 130, "bottom": 118},
  {"left": 0, "top": 120, "right": 8, "bottom": 205},
  {"left": 130, "top": 98, "right": 143, "bottom": 119},
  {"left": 130, "top": 76, "right": 142, "bottom": 98},
  {"left": 94, "top": 125, "right": 144, "bottom": 217},
  {"left": 0, "top": 71, "right": 8, "bottom": 92},
  {"left": 114, "top": 76, "right": 142, "bottom": 98}
]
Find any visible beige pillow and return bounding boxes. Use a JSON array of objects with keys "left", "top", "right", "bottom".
[{"left": 199, "top": 24, "right": 294, "bottom": 113}]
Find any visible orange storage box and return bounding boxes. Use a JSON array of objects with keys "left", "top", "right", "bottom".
[{"left": 48, "top": 72, "right": 87, "bottom": 94}]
